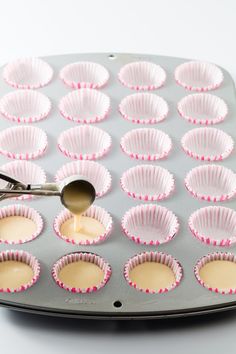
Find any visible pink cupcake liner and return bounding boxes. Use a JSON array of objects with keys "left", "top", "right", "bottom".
[
  {"left": 122, "top": 204, "right": 179, "bottom": 246},
  {"left": 185, "top": 164, "right": 236, "bottom": 202},
  {"left": 55, "top": 160, "right": 111, "bottom": 198},
  {"left": 118, "top": 61, "right": 166, "bottom": 90},
  {"left": 52, "top": 252, "right": 112, "bottom": 293},
  {"left": 3, "top": 57, "right": 53, "bottom": 89},
  {"left": 189, "top": 206, "right": 236, "bottom": 247},
  {"left": 177, "top": 93, "right": 228, "bottom": 125},
  {"left": 175, "top": 61, "right": 224, "bottom": 92},
  {"left": 0, "top": 204, "right": 43, "bottom": 244},
  {"left": 181, "top": 127, "right": 234, "bottom": 162},
  {"left": 0, "top": 125, "right": 48, "bottom": 160},
  {"left": 59, "top": 88, "right": 110, "bottom": 124},
  {"left": 124, "top": 251, "right": 183, "bottom": 294},
  {"left": 120, "top": 128, "right": 172, "bottom": 161},
  {"left": 120, "top": 164, "right": 175, "bottom": 201},
  {"left": 194, "top": 252, "right": 236, "bottom": 294},
  {"left": 0, "top": 250, "right": 40, "bottom": 293},
  {"left": 54, "top": 205, "right": 113, "bottom": 245},
  {"left": 119, "top": 93, "right": 169, "bottom": 124},
  {"left": 0, "top": 160, "right": 46, "bottom": 201},
  {"left": 58, "top": 125, "right": 111, "bottom": 160},
  {"left": 0, "top": 90, "right": 52, "bottom": 123},
  {"left": 60, "top": 61, "right": 109, "bottom": 89}
]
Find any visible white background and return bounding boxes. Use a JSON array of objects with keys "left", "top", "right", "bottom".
[{"left": 0, "top": 0, "right": 236, "bottom": 353}]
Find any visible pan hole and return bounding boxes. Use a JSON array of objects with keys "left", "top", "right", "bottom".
[
  {"left": 113, "top": 300, "right": 122, "bottom": 308},
  {"left": 108, "top": 54, "right": 116, "bottom": 60}
]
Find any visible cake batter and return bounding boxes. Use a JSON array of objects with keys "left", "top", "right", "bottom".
[
  {"left": 199, "top": 260, "right": 236, "bottom": 290},
  {"left": 0, "top": 215, "right": 37, "bottom": 242},
  {"left": 0, "top": 260, "right": 33, "bottom": 289}
]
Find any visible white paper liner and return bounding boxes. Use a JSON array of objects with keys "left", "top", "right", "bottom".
[
  {"left": 0, "top": 90, "right": 52, "bottom": 123},
  {"left": 0, "top": 125, "right": 48, "bottom": 160},
  {"left": 189, "top": 206, "right": 236, "bottom": 247},
  {"left": 122, "top": 204, "right": 179, "bottom": 246},
  {"left": 124, "top": 251, "right": 183, "bottom": 294},
  {"left": 0, "top": 250, "right": 40, "bottom": 293},
  {"left": 59, "top": 89, "right": 110, "bottom": 123},
  {"left": 185, "top": 164, "right": 236, "bottom": 202},
  {"left": 120, "top": 128, "right": 172, "bottom": 161},
  {"left": 177, "top": 93, "right": 228, "bottom": 125},
  {"left": 175, "top": 61, "right": 224, "bottom": 92},
  {"left": 181, "top": 127, "right": 234, "bottom": 161},
  {"left": 52, "top": 252, "right": 112, "bottom": 293},
  {"left": 119, "top": 93, "right": 169, "bottom": 124},
  {"left": 3, "top": 57, "right": 53, "bottom": 89},
  {"left": 120, "top": 164, "right": 175, "bottom": 201},
  {"left": 118, "top": 61, "right": 166, "bottom": 90},
  {"left": 60, "top": 61, "right": 109, "bottom": 89},
  {"left": 194, "top": 252, "right": 236, "bottom": 294},
  {"left": 58, "top": 125, "right": 111, "bottom": 160}
]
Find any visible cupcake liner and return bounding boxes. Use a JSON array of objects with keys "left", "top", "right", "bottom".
[
  {"left": 118, "top": 61, "right": 166, "bottom": 90},
  {"left": 177, "top": 93, "right": 228, "bottom": 125},
  {"left": 55, "top": 160, "right": 111, "bottom": 198},
  {"left": 185, "top": 164, "right": 236, "bottom": 202},
  {"left": 181, "top": 127, "right": 234, "bottom": 161},
  {"left": 120, "top": 164, "right": 175, "bottom": 201},
  {"left": 0, "top": 90, "right": 52, "bottom": 123},
  {"left": 175, "top": 61, "right": 224, "bottom": 92},
  {"left": 0, "top": 125, "right": 48, "bottom": 160},
  {"left": 3, "top": 57, "right": 53, "bottom": 89},
  {"left": 0, "top": 160, "right": 46, "bottom": 201},
  {"left": 60, "top": 61, "right": 109, "bottom": 89},
  {"left": 119, "top": 93, "right": 169, "bottom": 124},
  {"left": 52, "top": 252, "right": 112, "bottom": 293},
  {"left": 58, "top": 125, "right": 111, "bottom": 160},
  {"left": 0, "top": 250, "right": 40, "bottom": 293},
  {"left": 194, "top": 252, "right": 236, "bottom": 294},
  {"left": 54, "top": 205, "right": 113, "bottom": 245},
  {"left": 122, "top": 204, "right": 179, "bottom": 246},
  {"left": 120, "top": 128, "right": 172, "bottom": 161},
  {"left": 59, "top": 89, "right": 110, "bottom": 124},
  {"left": 124, "top": 251, "right": 183, "bottom": 294},
  {"left": 189, "top": 206, "right": 236, "bottom": 247}
]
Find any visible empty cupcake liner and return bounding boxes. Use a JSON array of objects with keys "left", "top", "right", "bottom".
[
  {"left": 52, "top": 252, "right": 112, "bottom": 293},
  {"left": 185, "top": 164, "right": 236, "bottom": 202},
  {"left": 0, "top": 204, "right": 43, "bottom": 245},
  {"left": 0, "top": 250, "right": 40, "bottom": 293},
  {"left": 122, "top": 204, "right": 179, "bottom": 246},
  {"left": 120, "top": 128, "right": 172, "bottom": 161},
  {"left": 175, "top": 61, "right": 224, "bottom": 92},
  {"left": 58, "top": 125, "right": 111, "bottom": 160},
  {"left": 118, "top": 61, "right": 166, "bottom": 90},
  {"left": 60, "top": 61, "right": 109, "bottom": 89},
  {"left": 3, "top": 57, "right": 53, "bottom": 89},
  {"left": 55, "top": 160, "right": 111, "bottom": 198},
  {"left": 59, "top": 89, "right": 110, "bottom": 124},
  {"left": 0, "top": 160, "right": 46, "bottom": 201},
  {"left": 189, "top": 206, "right": 236, "bottom": 247},
  {"left": 181, "top": 127, "right": 234, "bottom": 161},
  {"left": 121, "top": 164, "right": 175, "bottom": 201},
  {"left": 194, "top": 252, "right": 236, "bottom": 294},
  {"left": 119, "top": 93, "right": 169, "bottom": 124},
  {"left": 0, "top": 90, "right": 52, "bottom": 123},
  {"left": 177, "top": 93, "right": 228, "bottom": 125},
  {"left": 124, "top": 251, "right": 183, "bottom": 294},
  {"left": 54, "top": 205, "right": 113, "bottom": 245},
  {"left": 0, "top": 125, "right": 48, "bottom": 160}
]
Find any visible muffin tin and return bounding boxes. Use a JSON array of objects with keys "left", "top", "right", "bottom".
[{"left": 0, "top": 53, "right": 236, "bottom": 319}]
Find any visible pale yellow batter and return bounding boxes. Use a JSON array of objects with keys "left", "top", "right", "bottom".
[
  {"left": 0, "top": 216, "right": 37, "bottom": 242},
  {"left": 58, "top": 260, "right": 104, "bottom": 289},
  {"left": 0, "top": 261, "right": 33, "bottom": 289},
  {"left": 199, "top": 260, "right": 236, "bottom": 290},
  {"left": 129, "top": 262, "right": 176, "bottom": 291}
]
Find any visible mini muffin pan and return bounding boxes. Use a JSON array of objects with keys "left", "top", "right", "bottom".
[{"left": 0, "top": 53, "right": 236, "bottom": 319}]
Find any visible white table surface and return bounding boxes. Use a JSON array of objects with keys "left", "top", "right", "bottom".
[{"left": 0, "top": 0, "right": 236, "bottom": 353}]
